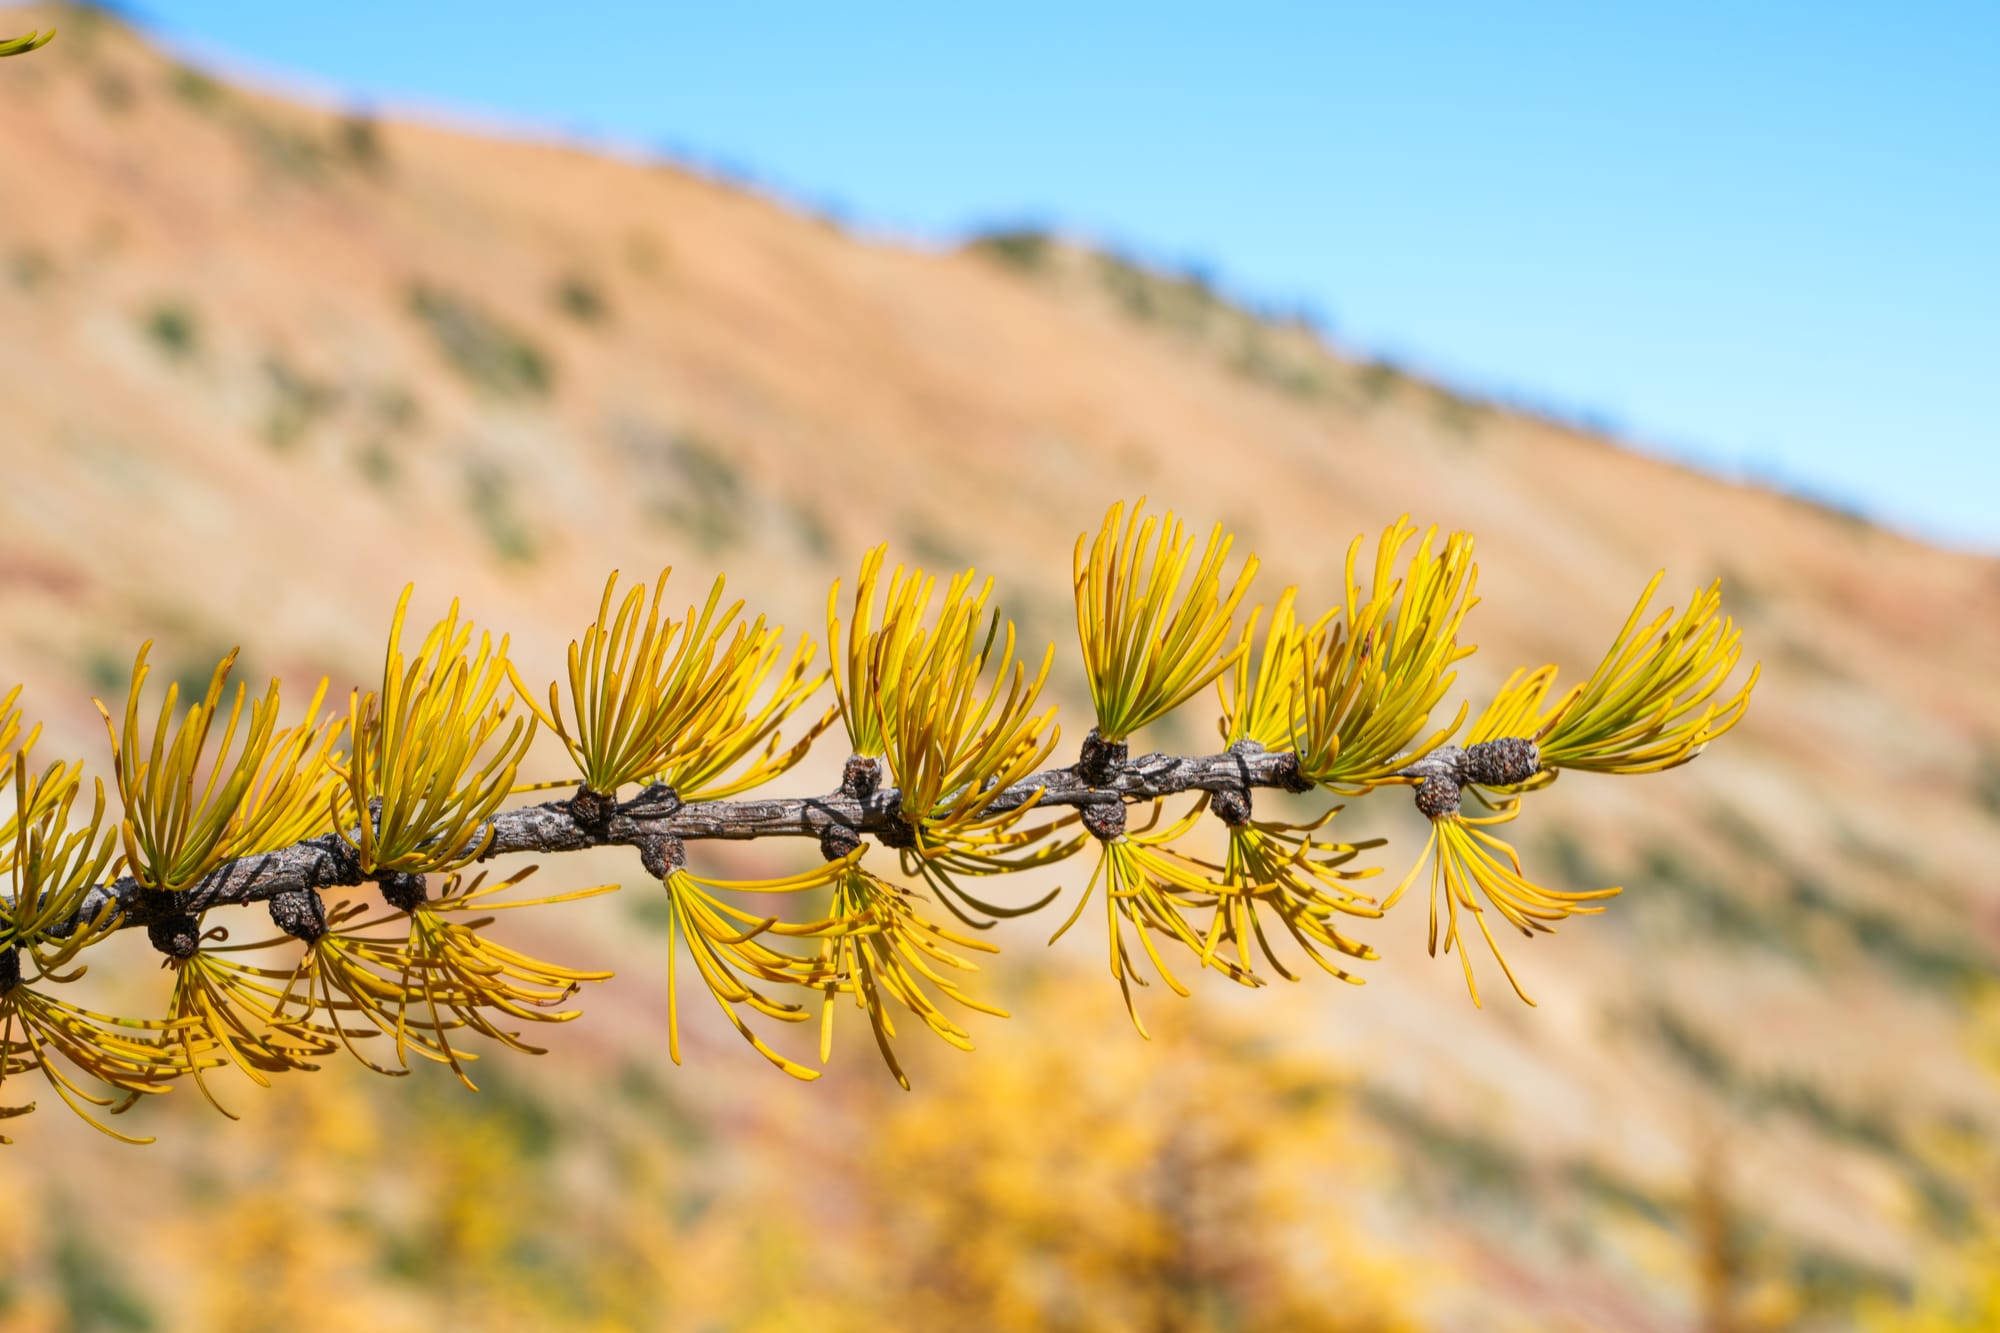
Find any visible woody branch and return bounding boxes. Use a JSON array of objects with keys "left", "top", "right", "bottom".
[{"left": 60, "top": 734, "right": 1542, "bottom": 939}]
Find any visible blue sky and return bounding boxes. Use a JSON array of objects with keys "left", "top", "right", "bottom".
[{"left": 124, "top": 2, "right": 1998, "bottom": 551}]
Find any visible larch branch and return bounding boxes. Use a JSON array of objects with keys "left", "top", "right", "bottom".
[{"left": 60, "top": 736, "right": 1538, "bottom": 938}]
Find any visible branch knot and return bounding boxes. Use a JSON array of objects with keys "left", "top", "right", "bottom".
[
  {"left": 1460, "top": 737, "right": 1542, "bottom": 788},
  {"left": 840, "top": 755, "right": 881, "bottom": 800},
  {"left": 637, "top": 833, "right": 686, "bottom": 881},
  {"left": 379, "top": 872, "right": 427, "bottom": 912},
  {"left": 269, "top": 889, "right": 328, "bottom": 943},
  {"left": 1210, "top": 787, "right": 1253, "bottom": 826},
  {"left": 1081, "top": 798, "right": 1127, "bottom": 842},
  {"left": 1078, "top": 729, "right": 1128, "bottom": 786},
  {"left": 623, "top": 783, "right": 682, "bottom": 820},
  {"left": 819, "top": 823, "right": 863, "bottom": 862},
  {"left": 875, "top": 813, "right": 919, "bottom": 850},
  {"left": 146, "top": 914, "right": 202, "bottom": 960},
  {"left": 1414, "top": 774, "right": 1462, "bottom": 819},
  {"left": 568, "top": 785, "right": 616, "bottom": 835}
]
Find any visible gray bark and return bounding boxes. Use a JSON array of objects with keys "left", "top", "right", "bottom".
[{"left": 54, "top": 737, "right": 1534, "bottom": 941}]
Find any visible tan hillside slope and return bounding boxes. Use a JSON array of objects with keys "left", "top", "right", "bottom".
[{"left": 3, "top": 7, "right": 2000, "bottom": 1328}]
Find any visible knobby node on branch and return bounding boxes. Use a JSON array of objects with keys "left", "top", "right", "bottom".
[{"left": 0, "top": 499, "right": 1757, "bottom": 1141}]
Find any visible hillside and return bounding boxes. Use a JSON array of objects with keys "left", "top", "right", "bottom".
[{"left": 4, "top": 7, "right": 2000, "bottom": 1329}]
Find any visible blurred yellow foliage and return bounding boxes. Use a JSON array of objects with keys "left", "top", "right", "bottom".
[
  {"left": 839, "top": 971, "right": 1426, "bottom": 1332},
  {"left": 0, "top": 965, "right": 1430, "bottom": 1331},
  {"left": 1860, "top": 990, "right": 2000, "bottom": 1332}
]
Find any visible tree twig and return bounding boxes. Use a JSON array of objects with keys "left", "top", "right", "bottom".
[{"left": 61, "top": 736, "right": 1537, "bottom": 939}]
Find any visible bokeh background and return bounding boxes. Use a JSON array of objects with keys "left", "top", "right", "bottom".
[{"left": 2, "top": 4, "right": 1998, "bottom": 1329}]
